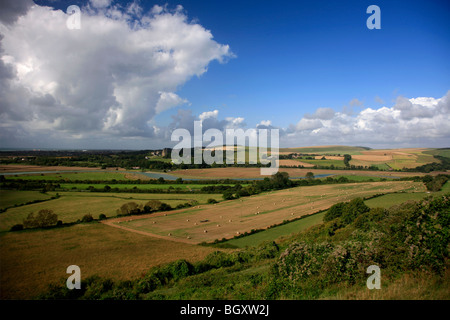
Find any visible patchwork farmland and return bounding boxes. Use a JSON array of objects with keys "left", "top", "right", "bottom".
[{"left": 0, "top": 146, "right": 448, "bottom": 300}]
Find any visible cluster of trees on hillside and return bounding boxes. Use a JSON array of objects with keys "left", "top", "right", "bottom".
[
  {"left": 116, "top": 200, "right": 173, "bottom": 216},
  {"left": 422, "top": 174, "right": 449, "bottom": 191},
  {"left": 221, "top": 172, "right": 294, "bottom": 200}
]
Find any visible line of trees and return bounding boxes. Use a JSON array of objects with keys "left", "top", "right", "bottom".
[{"left": 0, "top": 176, "right": 249, "bottom": 185}]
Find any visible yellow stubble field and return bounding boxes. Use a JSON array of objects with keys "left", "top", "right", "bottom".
[{"left": 105, "top": 180, "right": 426, "bottom": 244}]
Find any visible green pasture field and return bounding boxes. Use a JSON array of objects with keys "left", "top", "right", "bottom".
[
  {"left": 0, "top": 191, "right": 223, "bottom": 232},
  {"left": 365, "top": 192, "right": 430, "bottom": 209},
  {"left": 0, "top": 190, "right": 53, "bottom": 210},
  {"left": 4, "top": 171, "right": 131, "bottom": 181},
  {"left": 424, "top": 148, "right": 450, "bottom": 158},
  {"left": 147, "top": 156, "right": 173, "bottom": 163},
  {"left": 365, "top": 181, "right": 449, "bottom": 209},
  {"left": 225, "top": 211, "right": 326, "bottom": 248}
]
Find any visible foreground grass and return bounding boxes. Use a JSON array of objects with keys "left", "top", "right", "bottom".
[
  {"left": 329, "top": 266, "right": 450, "bottom": 300},
  {"left": 0, "top": 222, "right": 217, "bottom": 299}
]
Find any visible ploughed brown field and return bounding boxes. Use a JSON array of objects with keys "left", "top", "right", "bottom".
[{"left": 104, "top": 180, "right": 426, "bottom": 244}]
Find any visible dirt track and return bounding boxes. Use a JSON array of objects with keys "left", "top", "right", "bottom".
[{"left": 101, "top": 218, "right": 196, "bottom": 243}]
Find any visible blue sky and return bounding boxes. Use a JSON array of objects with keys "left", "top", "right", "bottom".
[
  {"left": 163, "top": 0, "right": 450, "bottom": 127},
  {"left": 1, "top": 0, "right": 449, "bottom": 149}
]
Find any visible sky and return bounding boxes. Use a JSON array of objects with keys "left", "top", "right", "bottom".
[{"left": 0, "top": 0, "right": 449, "bottom": 150}]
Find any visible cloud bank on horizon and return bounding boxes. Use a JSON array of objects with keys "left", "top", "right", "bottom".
[{"left": 0, "top": 0, "right": 449, "bottom": 149}]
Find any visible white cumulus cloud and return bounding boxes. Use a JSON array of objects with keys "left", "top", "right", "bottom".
[
  {"left": 0, "top": 1, "right": 233, "bottom": 148},
  {"left": 283, "top": 92, "right": 450, "bottom": 148}
]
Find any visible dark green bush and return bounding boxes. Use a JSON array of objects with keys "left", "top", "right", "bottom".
[
  {"left": 159, "top": 202, "right": 172, "bottom": 211},
  {"left": 81, "top": 213, "right": 94, "bottom": 223},
  {"left": 254, "top": 241, "right": 279, "bottom": 260},
  {"left": 340, "top": 198, "right": 369, "bottom": 225},
  {"left": 23, "top": 209, "right": 58, "bottom": 229},
  {"left": 324, "top": 202, "right": 346, "bottom": 222},
  {"left": 135, "top": 259, "right": 195, "bottom": 295},
  {"left": 198, "top": 251, "right": 236, "bottom": 271},
  {"left": 10, "top": 224, "right": 23, "bottom": 231},
  {"left": 223, "top": 190, "right": 235, "bottom": 200}
]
